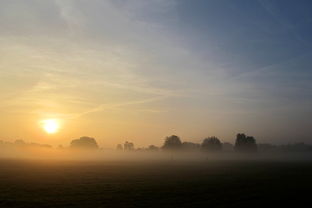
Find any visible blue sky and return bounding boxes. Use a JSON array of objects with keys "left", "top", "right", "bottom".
[
  {"left": 0, "top": 0, "right": 312, "bottom": 146},
  {"left": 176, "top": 0, "right": 312, "bottom": 71}
]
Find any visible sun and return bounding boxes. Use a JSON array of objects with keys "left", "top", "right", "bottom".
[{"left": 41, "top": 119, "right": 60, "bottom": 134}]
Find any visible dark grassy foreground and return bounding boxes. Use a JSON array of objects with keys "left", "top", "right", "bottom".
[{"left": 0, "top": 158, "right": 311, "bottom": 208}]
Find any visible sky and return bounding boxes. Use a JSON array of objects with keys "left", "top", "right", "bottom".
[{"left": 0, "top": 0, "right": 312, "bottom": 148}]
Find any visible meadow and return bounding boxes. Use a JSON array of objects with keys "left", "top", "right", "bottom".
[{"left": 0, "top": 157, "right": 311, "bottom": 207}]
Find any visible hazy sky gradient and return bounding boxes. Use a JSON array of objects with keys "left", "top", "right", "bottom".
[{"left": 1, "top": 0, "right": 312, "bottom": 147}]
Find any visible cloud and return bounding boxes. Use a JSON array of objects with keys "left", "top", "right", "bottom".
[{"left": 0, "top": 0, "right": 209, "bottom": 119}]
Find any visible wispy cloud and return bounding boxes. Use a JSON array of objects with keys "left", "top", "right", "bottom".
[{"left": 0, "top": 0, "right": 198, "bottom": 119}]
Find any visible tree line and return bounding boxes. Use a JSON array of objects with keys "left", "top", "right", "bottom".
[
  {"left": 1, "top": 134, "right": 312, "bottom": 153},
  {"left": 115, "top": 133, "right": 257, "bottom": 153}
]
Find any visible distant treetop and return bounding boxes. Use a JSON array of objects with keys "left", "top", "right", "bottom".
[
  {"left": 162, "top": 135, "right": 182, "bottom": 150},
  {"left": 70, "top": 136, "right": 99, "bottom": 149},
  {"left": 201, "top": 137, "right": 222, "bottom": 152},
  {"left": 234, "top": 133, "right": 257, "bottom": 153}
]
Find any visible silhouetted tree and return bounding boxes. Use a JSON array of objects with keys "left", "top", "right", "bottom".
[
  {"left": 147, "top": 145, "right": 159, "bottom": 151},
  {"left": 70, "top": 136, "right": 99, "bottom": 149},
  {"left": 124, "top": 141, "right": 134, "bottom": 151},
  {"left": 201, "top": 137, "right": 222, "bottom": 152},
  {"left": 234, "top": 133, "right": 257, "bottom": 152},
  {"left": 162, "top": 135, "right": 182, "bottom": 150},
  {"left": 116, "top": 144, "right": 123, "bottom": 151},
  {"left": 182, "top": 142, "right": 200, "bottom": 151}
]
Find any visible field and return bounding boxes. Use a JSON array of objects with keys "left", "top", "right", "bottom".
[{"left": 0, "top": 158, "right": 311, "bottom": 207}]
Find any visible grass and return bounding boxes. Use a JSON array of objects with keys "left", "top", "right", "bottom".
[{"left": 0, "top": 158, "right": 311, "bottom": 207}]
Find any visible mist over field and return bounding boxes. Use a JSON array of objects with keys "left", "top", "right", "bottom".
[
  {"left": 1, "top": 150, "right": 312, "bottom": 207},
  {"left": 1, "top": 135, "right": 312, "bottom": 162},
  {"left": 1, "top": 135, "right": 312, "bottom": 207}
]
